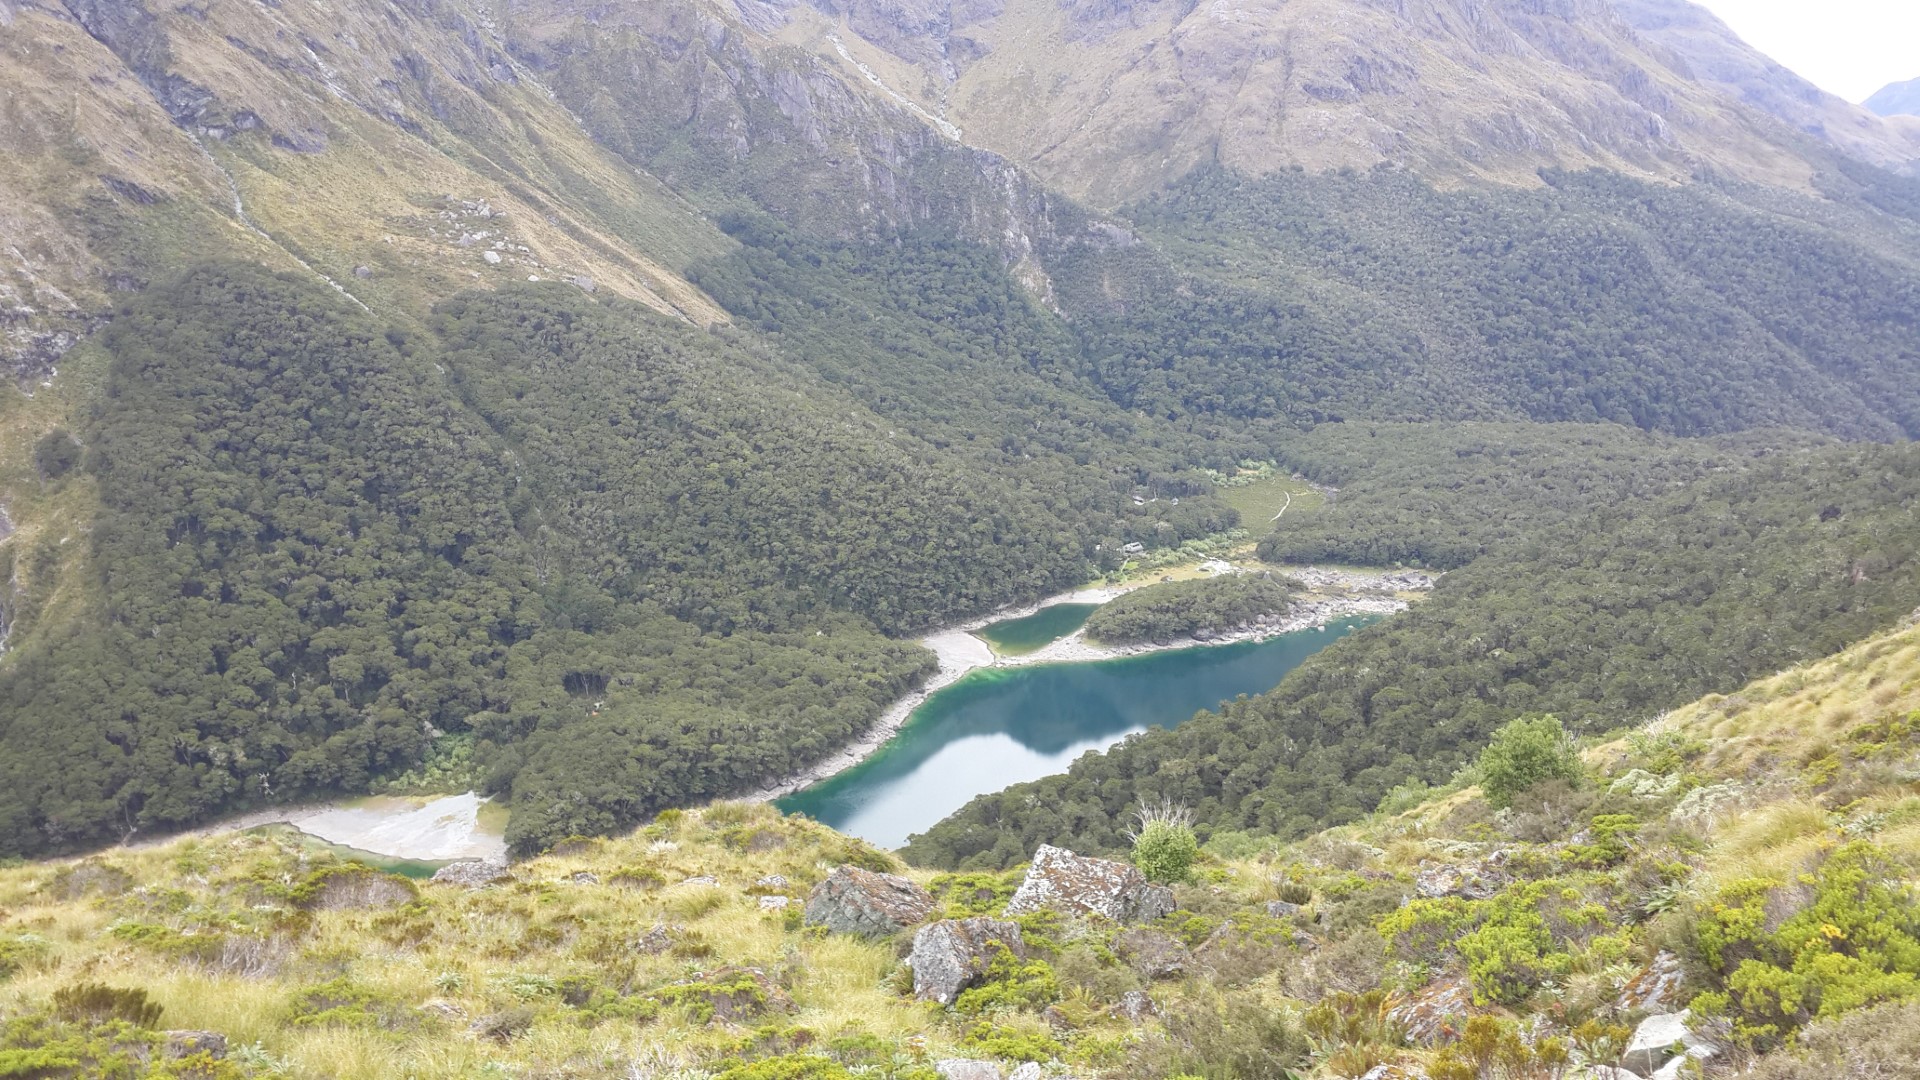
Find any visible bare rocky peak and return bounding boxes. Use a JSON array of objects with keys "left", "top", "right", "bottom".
[{"left": 1867, "top": 78, "right": 1920, "bottom": 120}]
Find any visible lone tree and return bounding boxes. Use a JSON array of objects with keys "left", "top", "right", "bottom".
[{"left": 1476, "top": 714, "right": 1585, "bottom": 810}]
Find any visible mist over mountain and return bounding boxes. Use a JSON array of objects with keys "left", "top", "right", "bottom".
[{"left": 1868, "top": 76, "right": 1920, "bottom": 118}]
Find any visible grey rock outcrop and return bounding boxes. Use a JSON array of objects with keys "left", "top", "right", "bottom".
[
  {"left": 804, "top": 866, "right": 936, "bottom": 938},
  {"left": 1114, "top": 989, "right": 1158, "bottom": 1022},
  {"left": 910, "top": 918, "right": 1027, "bottom": 1005},
  {"left": 164, "top": 1031, "right": 227, "bottom": 1059},
  {"left": 1004, "top": 845, "right": 1174, "bottom": 923},
  {"left": 430, "top": 860, "right": 513, "bottom": 889},
  {"left": 1624, "top": 1010, "right": 1717, "bottom": 1078},
  {"left": 1414, "top": 851, "right": 1511, "bottom": 901}
]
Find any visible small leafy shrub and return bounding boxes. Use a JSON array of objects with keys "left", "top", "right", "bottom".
[
  {"left": 715, "top": 1055, "right": 854, "bottom": 1080},
  {"left": 52, "top": 983, "right": 163, "bottom": 1027},
  {"left": 1685, "top": 840, "right": 1920, "bottom": 1048},
  {"left": 1427, "top": 1015, "right": 1570, "bottom": 1080},
  {"left": 1129, "top": 988, "right": 1309, "bottom": 1079},
  {"left": 958, "top": 1022, "right": 1062, "bottom": 1062},
  {"left": 953, "top": 947, "right": 1061, "bottom": 1014},
  {"left": 0, "top": 936, "right": 49, "bottom": 981},
  {"left": 1477, "top": 715, "right": 1584, "bottom": 810},
  {"left": 287, "top": 977, "right": 402, "bottom": 1029},
  {"left": 1133, "top": 817, "right": 1200, "bottom": 885}
]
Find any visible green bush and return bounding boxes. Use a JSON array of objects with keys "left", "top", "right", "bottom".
[
  {"left": 1477, "top": 715, "right": 1585, "bottom": 810},
  {"left": 1685, "top": 841, "right": 1920, "bottom": 1048},
  {"left": 1134, "top": 820, "right": 1200, "bottom": 885},
  {"left": 715, "top": 1055, "right": 854, "bottom": 1080}
]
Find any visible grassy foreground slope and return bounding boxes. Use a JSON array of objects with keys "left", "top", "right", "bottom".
[{"left": 4, "top": 618, "right": 1920, "bottom": 1077}]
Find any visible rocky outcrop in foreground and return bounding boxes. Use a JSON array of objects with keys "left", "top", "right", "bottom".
[
  {"left": 1005, "top": 844, "right": 1174, "bottom": 923},
  {"left": 803, "top": 866, "right": 936, "bottom": 938},
  {"left": 910, "top": 918, "right": 1028, "bottom": 1005}
]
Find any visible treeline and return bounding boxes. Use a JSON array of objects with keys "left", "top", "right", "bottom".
[
  {"left": 1048, "top": 166, "right": 1920, "bottom": 440},
  {"left": 902, "top": 443, "right": 1920, "bottom": 869},
  {"left": 1, "top": 263, "right": 1225, "bottom": 858},
  {"left": 1083, "top": 575, "right": 1297, "bottom": 645},
  {"left": 1257, "top": 422, "right": 1826, "bottom": 568}
]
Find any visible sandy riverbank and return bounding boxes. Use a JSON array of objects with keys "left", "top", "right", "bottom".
[{"left": 743, "top": 566, "right": 1431, "bottom": 802}]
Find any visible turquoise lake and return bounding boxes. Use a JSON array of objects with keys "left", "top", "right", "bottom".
[
  {"left": 778, "top": 618, "right": 1371, "bottom": 848},
  {"left": 975, "top": 603, "right": 1101, "bottom": 655}
]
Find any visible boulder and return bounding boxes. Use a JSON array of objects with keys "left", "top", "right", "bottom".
[
  {"left": 1614, "top": 951, "right": 1686, "bottom": 1014},
  {"left": 631, "top": 923, "right": 682, "bottom": 955},
  {"left": 755, "top": 874, "right": 790, "bottom": 890},
  {"left": 759, "top": 895, "right": 793, "bottom": 911},
  {"left": 1112, "top": 927, "right": 1190, "bottom": 980},
  {"left": 1265, "top": 900, "right": 1303, "bottom": 918},
  {"left": 1114, "top": 989, "right": 1159, "bottom": 1023},
  {"left": 1389, "top": 973, "right": 1474, "bottom": 1046},
  {"left": 163, "top": 1031, "right": 227, "bottom": 1059},
  {"left": 568, "top": 871, "right": 599, "bottom": 885},
  {"left": 910, "top": 918, "right": 1027, "bottom": 1005},
  {"left": 431, "top": 860, "right": 512, "bottom": 889},
  {"left": 805, "top": 866, "right": 936, "bottom": 938},
  {"left": 1005, "top": 845, "right": 1175, "bottom": 923},
  {"left": 1008, "top": 1064, "right": 1043, "bottom": 1080},
  {"left": 1414, "top": 852, "right": 1510, "bottom": 901},
  {"left": 1624, "top": 1011, "right": 1716, "bottom": 1078},
  {"left": 935, "top": 1061, "right": 1002, "bottom": 1080}
]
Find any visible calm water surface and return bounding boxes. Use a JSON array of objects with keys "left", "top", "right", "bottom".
[
  {"left": 976, "top": 603, "right": 1101, "bottom": 654},
  {"left": 779, "top": 618, "right": 1370, "bottom": 848}
]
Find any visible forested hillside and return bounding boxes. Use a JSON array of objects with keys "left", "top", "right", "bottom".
[
  {"left": 0, "top": 262, "right": 1257, "bottom": 859},
  {"left": 906, "top": 443, "right": 1920, "bottom": 868},
  {"left": 1052, "top": 168, "right": 1920, "bottom": 438}
]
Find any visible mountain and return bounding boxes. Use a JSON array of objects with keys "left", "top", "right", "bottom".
[
  {"left": 1868, "top": 77, "right": 1920, "bottom": 118},
  {"left": 1613, "top": 0, "right": 1920, "bottom": 173}
]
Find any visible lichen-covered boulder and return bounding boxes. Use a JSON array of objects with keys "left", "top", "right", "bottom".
[
  {"left": 934, "top": 1060, "right": 1002, "bottom": 1080},
  {"left": 1114, "top": 990, "right": 1159, "bottom": 1023},
  {"left": 164, "top": 1031, "right": 227, "bottom": 1060},
  {"left": 430, "top": 860, "right": 513, "bottom": 889},
  {"left": 1004, "top": 845, "right": 1174, "bottom": 923},
  {"left": 804, "top": 866, "right": 936, "bottom": 938},
  {"left": 1624, "top": 1010, "right": 1716, "bottom": 1078},
  {"left": 910, "top": 918, "right": 1027, "bottom": 1005}
]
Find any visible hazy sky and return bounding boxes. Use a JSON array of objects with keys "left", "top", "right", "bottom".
[{"left": 1699, "top": 0, "right": 1919, "bottom": 102}]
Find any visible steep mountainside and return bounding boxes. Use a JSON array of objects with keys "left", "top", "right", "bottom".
[
  {"left": 1614, "top": 0, "right": 1920, "bottom": 172},
  {"left": 1868, "top": 78, "right": 1920, "bottom": 119},
  {"left": 764, "top": 0, "right": 1920, "bottom": 205}
]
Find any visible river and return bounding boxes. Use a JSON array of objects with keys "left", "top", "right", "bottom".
[{"left": 777, "top": 617, "right": 1371, "bottom": 848}]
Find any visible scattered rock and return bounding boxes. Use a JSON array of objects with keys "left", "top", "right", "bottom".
[
  {"left": 1004, "top": 845, "right": 1174, "bottom": 923},
  {"left": 482, "top": 250, "right": 502, "bottom": 264},
  {"left": 568, "top": 871, "right": 599, "bottom": 885},
  {"left": 1414, "top": 852, "right": 1511, "bottom": 901},
  {"left": 351, "top": 265, "right": 372, "bottom": 279},
  {"left": 1615, "top": 951, "right": 1685, "bottom": 1014},
  {"left": 934, "top": 1060, "right": 1002, "bottom": 1080},
  {"left": 755, "top": 874, "right": 789, "bottom": 890},
  {"left": 1112, "top": 927, "right": 1189, "bottom": 980},
  {"left": 1389, "top": 973, "right": 1474, "bottom": 1046},
  {"left": 1113, "top": 989, "right": 1158, "bottom": 1023},
  {"left": 759, "top": 895, "right": 793, "bottom": 911},
  {"left": 1265, "top": 900, "right": 1303, "bottom": 917},
  {"left": 680, "top": 875, "right": 718, "bottom": 887},
  {"left": 910, "top": 918, "right": 1027, "bottom": 1005},
  {"left": 431, "top": 860, "right": 512, "bottom": 889},
  {"left": 631, "top": 923, "right": 682, "bottom": 955},
  {"left": 569, "top": 275, "right": 597, "bottom": 293},
  {"left": 1008, "top": 1064, "right": 1042, "bottom": 1080},
  {"left": 1624, "top": 1010, "right": 1716, "bottom": 1078},
  {"left": 804, "top": 866, "right": 936, "bottom": 938},
  {"left": 163, "top": 1031, "right": 226, "bottom": 1059}
]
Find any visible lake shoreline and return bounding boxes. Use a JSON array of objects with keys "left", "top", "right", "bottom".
[{"left": 740, "top": 566, "right": 1432, "bottom": 804}]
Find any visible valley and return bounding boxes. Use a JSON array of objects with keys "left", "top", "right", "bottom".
[{"left": 3, "top": 0, "right": 1920, "bottom": 1074}]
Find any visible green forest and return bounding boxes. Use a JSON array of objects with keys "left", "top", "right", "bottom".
[
  {"left": 904, "top": 443, "right": 1920, "bottom": 868},
  {"left": 1083, "top": 576, "right": 1298, "bottom": 645}
]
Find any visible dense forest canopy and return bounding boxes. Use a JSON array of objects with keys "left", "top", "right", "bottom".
[
  {"left": 904, "top": 443, "right": 1920, "bottom": 869},
  {"left": 1082, "top": 576, "right": 1299, "bottom": 645},
  {"left": 0, "top": 263, "right": 1240, "bottom": 858}
]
